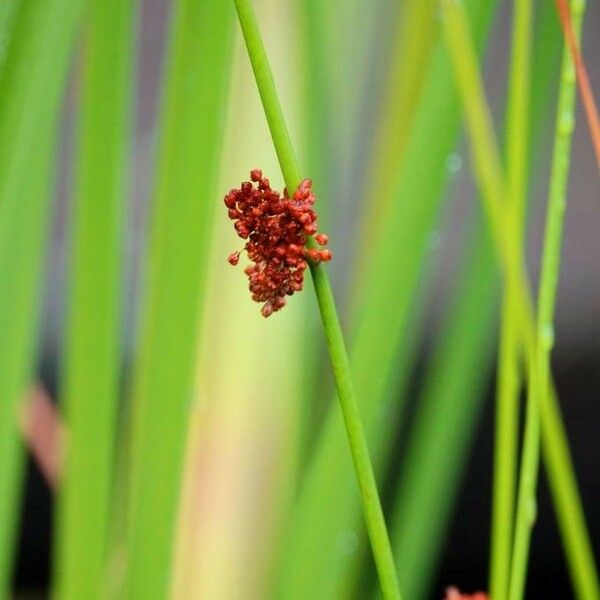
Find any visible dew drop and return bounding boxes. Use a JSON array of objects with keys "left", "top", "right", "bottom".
[
  {"left": 559, "top": 112, "right": 575, "bottom": 136},
  {"left": 445, "top": 153, "right": 463, "bottom": 174},
  {"left": 541, "top": 324, "right": 555, "bottom": 351},
  {"left": 336, "top": 530, "right": 359, "bottom": 555},
  {"left": 527, "top": 497, "right": 538, "bottom": 525},
  {"left": 572, "top": 0, "right": 585, "bottom": 16},
  {"left": 427, "top": 230, "right": 442, "bottom": 251},
  {"left": 565, "top": 65, "right": 576, "bottom": 85}
]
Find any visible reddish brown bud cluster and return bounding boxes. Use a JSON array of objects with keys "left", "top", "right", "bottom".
[
  {"left": 225, "top": 169, "right": 332, "bottom": 317},
  {"left": 444, "top": 587, "right": 488, "bottom": 600}
]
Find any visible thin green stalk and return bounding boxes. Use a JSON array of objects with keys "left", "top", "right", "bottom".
[
  {"left": 0, "top": 0, "right": 83, "bottom": 594},
  {"left": 508, "top": 340, "right": 540, "bottom": 600},
  {"left": 509, "top": 2, "right": 588, "bottom": 599},
  {"left": 233, "top": 1, "right": 400, "bottom": 598},
  {"left": 125, "top": 1, "right": 233, "bottom": 598},
  {"left": 54, "top": 1, "right": 133, "bottom": 598},
  {"left": 490, "top": 298, "right": 520, "bottom": 598},
  {"left": 489, "top": 1, "right": 533, "bottom": 598},
  {"left": 541, "top": 359, "right": 600, "bottom": 600},
  {"left": 441, "top": 2, "right": 600, "bottom": 598}
]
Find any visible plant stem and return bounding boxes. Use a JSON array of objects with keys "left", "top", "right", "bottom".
[
  {"left": 489, "top": 0, "right": 533, "bottom": 598},
  {"left": 490, "top": 301, "right": 520, "bottom": 598},
  {"left": 509, "top": 2, "right": 590, "bottom": 599},
  {"left": 508, "top": 339, "right": 540, "bottom": 600},
  {"left": 441, "top": 2, "right": 600, "bottom": 598},
  {"left": 541, "top": 366, "right": 600, "bottom": 600},
  {"left": 233, "top": 1, "right": 401, "bottom": 598}
]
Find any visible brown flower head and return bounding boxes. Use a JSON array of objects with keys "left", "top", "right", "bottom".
[
  {"left": 444, "top": 587, "right": 488, "bottom": 600},
  {"left": 225, "top": 169, "right": 331, "bottom": 317}
]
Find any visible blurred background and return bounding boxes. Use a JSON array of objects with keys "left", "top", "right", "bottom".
[{"left": 6, "top": 0, "right": 599, "bottom": 598}]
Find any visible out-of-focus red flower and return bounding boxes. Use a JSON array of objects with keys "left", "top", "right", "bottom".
[
  {"left": 444, "top": 587, "right": 489, "bottom": 600},
  {"left": 225, "top": 169, "right": 331, "bottom": 317}
]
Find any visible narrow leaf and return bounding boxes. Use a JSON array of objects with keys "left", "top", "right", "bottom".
[
  {"left": 54, "top": 0, "right": 134, "bottom": 597},
  {"left": 0, "top": 0, "right": 84, "bottom": 593},
  {"left": 125, "top": 1, "right": 234, "bottom": 597}
]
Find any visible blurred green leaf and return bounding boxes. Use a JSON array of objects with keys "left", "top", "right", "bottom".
[
  {"left": 54, "top": 0, "right": 134, "bottom": 598},
  {"left": 124, "top": 1, "right": 234, "bottom": 597},
  {"left": 0, "top": 0, "right": 83, "bottom": 593},
  {"left": 360, "top": 0, "right": 438, "bottom": 249}
]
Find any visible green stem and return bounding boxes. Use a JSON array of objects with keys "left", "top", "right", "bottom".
[
  {"left": 441, "top": 1, "right": 600, "bottom": 598},
  {"left": 489, "top": 0, "right": 533, "bottom": 598},
  {"left": 508, "top": 344, "right": 540, "bottom": 600},
  {"left": 490, "top": 298, "right": 520, "bottom": 600},
  {"left": 541, "top": 368, "right": 600, "bottom": 600},
  {"left": 233, "top": 1, "right": 401, "bottom": 598},
  {"left": 509, "top": 2, "right": 591, "bottom": 599}
]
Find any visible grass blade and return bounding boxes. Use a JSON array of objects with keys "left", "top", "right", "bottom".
[
  {"left": 125, "top": 1, "right": 234, "bottom": 597},
  {"left": 54, "top": 0, "right": 134, "bottom": 598},
  {"left": 541, "top": 363, "right": 600, "bottom": 599},
  {"left": 0, "top": 0, "right": 84, "bottom": 593},
  {"left": 489, "top": 1, "right": 533, "bottom": 598}
]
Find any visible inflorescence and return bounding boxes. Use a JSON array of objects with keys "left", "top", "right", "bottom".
[
  {"left": 444, "top": 587, "right": 488, "bottom": 600},
  {"left": 225, "top": 169, "right": 331, "bottom": 317}
]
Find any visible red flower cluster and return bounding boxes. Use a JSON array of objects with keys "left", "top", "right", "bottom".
[
  {"left": 444, "top": 587, "right": 488, "bottom": 600},
  {"left": 225, "top": 169, "right": 332, "bottom": 317}
]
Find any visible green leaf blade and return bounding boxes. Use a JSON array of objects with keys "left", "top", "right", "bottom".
[
  {"left": 0, "top": 0, "right": 84, "bottom": 593},
  {"left": 54, "top": 0, "right": 135, "bottom": 597},
  {"left": 125, "top": 1, "right": 234, "bottom": 597}
]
